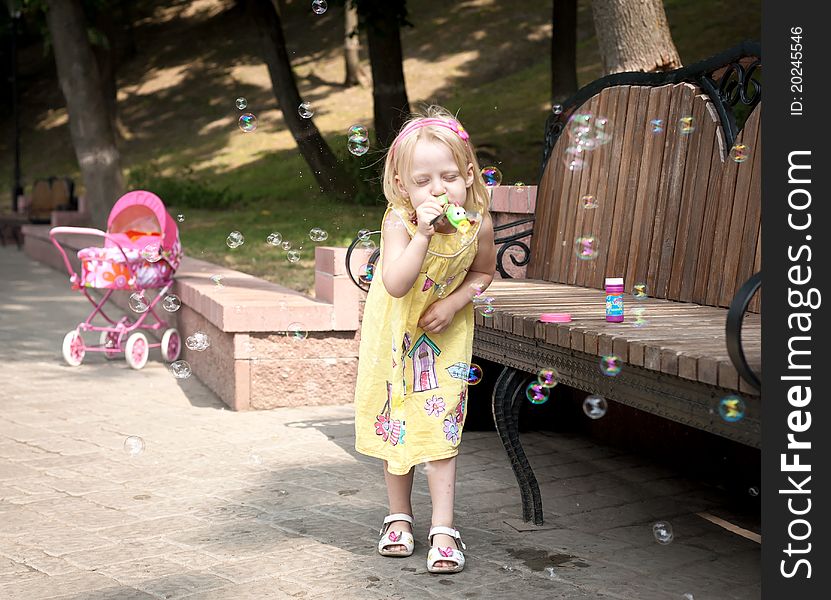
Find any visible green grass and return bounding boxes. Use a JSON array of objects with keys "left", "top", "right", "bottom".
[{"left": 1, "top": 0, "right": 760, "bottom": 292}]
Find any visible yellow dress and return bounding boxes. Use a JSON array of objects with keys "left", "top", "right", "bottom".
[{"left": 354, "top": 207, "right": 481, "bottom": 475}]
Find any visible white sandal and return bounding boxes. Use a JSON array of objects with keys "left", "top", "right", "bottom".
[
  {"left": 427, "top": 525, "right": 466, "bottom": 573},
  {"left": 378, "top": 513, "right": 415, "bottom": 557}
]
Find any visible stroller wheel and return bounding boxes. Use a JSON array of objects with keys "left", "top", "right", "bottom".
[
  {"left": 161, "top": 328, "right": 182, "bottom": 362},
  {"left": 99, "top": 330, "right": 122, "bottom": 360},
  {"left": 62, "top": 330, "right": 85, "bottom": 367},
  {"left": 124, "top": 332, "right": 149, "bottom": 370}
]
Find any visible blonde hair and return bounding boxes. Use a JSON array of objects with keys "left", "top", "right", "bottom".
[{"left": 382, "top": 106, "right": 490, "bottom": 220}]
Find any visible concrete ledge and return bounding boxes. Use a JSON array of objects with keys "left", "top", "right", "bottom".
[{"left": 22, "top": 224, "right": 363, "bottom": 411}]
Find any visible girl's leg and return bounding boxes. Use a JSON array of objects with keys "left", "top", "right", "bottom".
[
  {"left": 425, "top": 456, "right": 458, "bottom": 568},
  {"left": 383, "top": 461, "right": 414, "bottom": 552}
]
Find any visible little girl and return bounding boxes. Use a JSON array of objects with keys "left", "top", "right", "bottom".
[{"left": 354, "top": 107, "right": 496, "bottom": 574}]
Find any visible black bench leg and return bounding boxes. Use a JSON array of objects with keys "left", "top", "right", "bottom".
[{"left": 491, "top": 365, "right": 544, "bottom": 525}]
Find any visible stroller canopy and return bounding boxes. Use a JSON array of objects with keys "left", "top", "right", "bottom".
[{"left": 107, "top": 190, "right": 179, "bottom": 250}]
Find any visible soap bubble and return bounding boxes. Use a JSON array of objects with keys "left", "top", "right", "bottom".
[
  {"left": 652, "top": 521, "right": 674, "bottom": 544},
  {"left": 238, "top": 113, "right": 257, "bottom": 133},
  {"left": 682, "top": 595, "right": 695, "bottom": 600},
  {"left": 718, "top": 395, "right": 746, "bottom": 422},
  {"left": 123, "top": 436, "right": 145, "bottom": 457},
  {"left": 286, "top": 322, "right": 308, "bottom": 341},
  {"left": 526, "top": 382, "right": 550, "bottom": 405},
  {"left": 481, "top": 166, "right": 502, "bottom": 187},
  {"left": 679, "top": 116, "right": 695, "bottom": 134},
  {"left": 632, "top": 307, "right": 649, "bottom": 328},
  {"left": 311, "top": 0, "right": 327, "bottom": 14},
  {"left": 141, "top": 243, "right": 162, "bottom": 263},
  {"left": 476, "top": 303, "right": 495, "bottom": 317},
  {"left": 357, "top": 228, "right": 372, "bottom": 242},
  {"left": 309, "top": 227, "right": 329, "bottom": 242},
  {"left": 581, "top": 194, "right": 598, "bottom": 209},
  {"left": 210, "top": 274, "right": 224, "bottom": 288},
  {"left": 583, "top": 395, "right": 608, "bottom": 419},
  {"left": 599, "top": 354, "right": 622, "bottom": 377},
  {"left": 567, "top": 112, "right": 593, "bottom": 137},
  {"left": 359, "top": 263, "right": 374, "bottom": 285},
  {"left": 348, "top": 124, "right": 368, "bottom": 140},
  {"left": 748, "top": 486, "right": 759, "bottom": 497},
  {"left": 169, "top": 360, "right": 192, "bottom": 379},
  {"left": 347, "top": 135, "right": 370, "bottom": 156},
  {"left": 298, "top": 101, "right": 314, "bottom": 119},
  {"left": 537, "top": 368, "right": 558, "bottom": 388},
  {"left": 287, "top": 250, "right": 301, "bottom": 263},
  {"left": 730, "top": 143, "right": 750, "bottom": 163},
  {"left": 177, "top": 214, "right": 185, "bottom": 222},
  {"left": 551, "top": 104, "right": 563, "bottom": 115},
  {"left": 266, "top": 232, "right": 282, "bottom": 246},
  {"left": 565, "top": 157, "right": 585, "bottom": 171},
  {"left": 650, "top": 119, "right": 664, "bottom": 134},
  {"left": 186, "top": 331, "right": 210, "bottom": 351},
  {"left": 632, "top": 283, "right": 648, "bottom": 299},
  {"left": 129, "top": 292, "right": 149, "bottom": 313},
  {"left": 235, "top": 97, "right": 247, "bottom": 110},
  {"left": 467, "top": 363, "right": 483, "bottom": 385},
  {"left": 513, "top": 182, "right": 526, "bottom": 192},
  {"left": 162, "top": 294, "right": 181, "bottom": 312},
  {"left": 226, "top": 231, "right": 245, "bottom": 248},
  {"left": 574, "top": 236, "right": 598, "bottom": 260},
  {"left": 360, "top": 239, "right": 377, "bottom": 251}
]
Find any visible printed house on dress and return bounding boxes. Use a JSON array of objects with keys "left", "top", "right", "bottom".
[{"left": 408, "top": 333, "right": 441, "bottom": 392}]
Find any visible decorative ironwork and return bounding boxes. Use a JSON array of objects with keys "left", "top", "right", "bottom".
[
  {"left": 726, "top": 271, "right": 762, "bottom": 391},
  {"left": 540, "top": 40, "right": 761, "bottom": 174},
  {"left": 345, "top": 231, "right": 380, "bottom": 291},
  {"left": 491, "top": 366, "right": 546, "bottom": 525},
  {"left": 493, "top": 217, "right": 535, "bottom": 279}
]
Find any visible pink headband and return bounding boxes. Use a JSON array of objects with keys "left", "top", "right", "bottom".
[{"left": 391, "top": 118, "right": 470, "bottom": 158}]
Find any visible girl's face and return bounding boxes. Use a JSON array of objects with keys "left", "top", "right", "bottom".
[{"left": 394, "top": 138, "right": 474, "bottom": 210}]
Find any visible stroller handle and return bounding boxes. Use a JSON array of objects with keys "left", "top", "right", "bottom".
[{"left": 49, "top": 226, "right": 135, "bottom": 282}]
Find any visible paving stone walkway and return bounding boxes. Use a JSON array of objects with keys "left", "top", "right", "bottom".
[{"left": 0, "top": 246, "right": 760, "bottom": 599}]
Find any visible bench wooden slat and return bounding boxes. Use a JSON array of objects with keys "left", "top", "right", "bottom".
[
  {"left": 654, "top": 83, "right": 698, "bottom": 298},
  {"left": 738, "top": 106, "right": 762, "bottom": 313},
  {"left": 719, "top": 103, "right": 761, "bottom": 307},
  {"left": 626, "top": 85, "right": 673, "bottom": 291},
  {"left": 671, "top": 96, "right": 719, "bottom": 301}
]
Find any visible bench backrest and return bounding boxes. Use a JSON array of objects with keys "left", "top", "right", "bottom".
[{"left": 527, "top": 46, "right": 761, "bottom": 313}]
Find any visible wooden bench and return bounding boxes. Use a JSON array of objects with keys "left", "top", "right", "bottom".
[{"left": 475, "top": 42, "right": 762, "bottom": 524}]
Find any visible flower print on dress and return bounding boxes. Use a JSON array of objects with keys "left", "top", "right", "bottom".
[
  {"left": 424, "top": 395, "right": 446, "bottom": 417},
  {"left": 443, "top": 414, "right": 460, "bottom": 445},
  {"left": 375, "top": 413, "right": 392, "bottom": 441}
]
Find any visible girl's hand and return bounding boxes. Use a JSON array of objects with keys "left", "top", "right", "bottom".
[
  {"left": 415, "top": 199, "right": 445, "bottom": 237},
  {"left": 418, "top": 299, "right": 456, "bottom": 334}
]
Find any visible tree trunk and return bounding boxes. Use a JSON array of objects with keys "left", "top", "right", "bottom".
[
  {"left": 45, "top": 0, "right": 124, "bottom": 229},
  {"left": 590, "top": 0, "right": 681, "bottom": 75},
  {"left": 247, "top": 0, "right": 355, "bottom": 200},
  {"left": 343, "top": 1, "right": 368, "bottom": 87},
  {"left": 551, "top": 0, "right": 578, "bottom": 104},
  {"left": 91, "top": 9, "right": 120, "bottom": 141},
  {"left": 356, "top": 0, "right": 410, "bottom": 147}
]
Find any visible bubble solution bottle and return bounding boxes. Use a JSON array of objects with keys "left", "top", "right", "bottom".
[{"left": 605, "top": 277, "right": 624, "bottom": 322}]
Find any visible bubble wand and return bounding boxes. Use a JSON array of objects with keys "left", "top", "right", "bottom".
[{"left": 429, "top": 194, "right": 472, "bottom": 233}]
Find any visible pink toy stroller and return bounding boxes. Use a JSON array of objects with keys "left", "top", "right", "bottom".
[{"left": 50, "top": 190, "right": 183, "bottom": 369}]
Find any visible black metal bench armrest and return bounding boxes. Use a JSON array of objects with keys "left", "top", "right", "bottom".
[
  {"left": 346, "top": 231, "right": 381, "bottom": 291},
  {"left": 494, "top": 216, "right": 535, "bottom": 279},
  {"left": 725, "top": 271, "right": 762, "bottom": 391}
]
